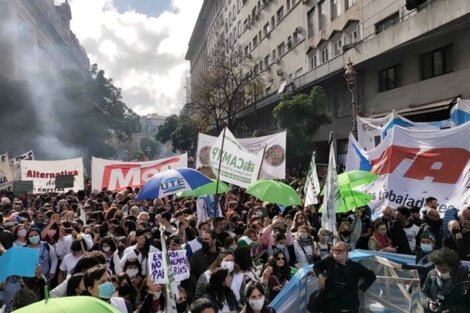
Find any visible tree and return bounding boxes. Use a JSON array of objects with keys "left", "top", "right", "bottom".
[
  {"left": 189, "top": 45, "right": 264, "bottom": 133},
  {"left": 170, "top": 116, "right": 198, "bottom": 153},
  {"left": 139, "top": 137, "right": 161, "bottom": 160},
  {"left": 273, "top": 86, "right": 331, "bottom": 167},
  {"left": 156, "top": 115, "right": 179, "bottom": 143}
]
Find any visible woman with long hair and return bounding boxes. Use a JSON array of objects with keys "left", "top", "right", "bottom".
[
  {"left": 241, "top": 281, "right": 276, "bottom": 313},
  {"left": 293, "top": 225, "right": 320, "bottom": 267},
  {"left": 204, "top": 268, "right": 240, "bottom": 313},
  {"left": 368, "top": 220, "right": 396, "bottom": 252},
  {"left": 290, "top": 211, "right": 309, "bottom": 233},
  {"left": 262, "top": 250, "right": 291, "bottom": 302}
]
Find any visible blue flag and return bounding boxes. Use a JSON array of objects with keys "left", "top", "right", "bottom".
[{"left": 0, "top": 247, "right": 40, "bottom": 283}]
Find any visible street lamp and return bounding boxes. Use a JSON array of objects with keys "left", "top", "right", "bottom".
[{"left": 344, "top": 58, "right": 357, "bottom": 138}]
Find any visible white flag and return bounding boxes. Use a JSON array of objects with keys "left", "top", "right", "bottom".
[
  {"left": 160, "top": 228, "right": 179, "bottom": 313},
  {"left": 209, "top": 127, "right": 263, "bottom": 188},
  {"left": 304, "top": 151, "right": 320, "bottom": 206},
  {"left": 321, "top": 141, "right": 341, "bottom": 234}
]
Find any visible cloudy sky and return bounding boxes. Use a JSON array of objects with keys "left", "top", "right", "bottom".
[{"left": 66, "top": 0, "right": 203, "bottom": 116}]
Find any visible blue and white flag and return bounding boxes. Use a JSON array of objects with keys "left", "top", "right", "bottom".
[
  {"left": 451, "top": 98, "right": 470, "bottom": 125},
  {"left": 345, "top": 133, "right": 371, "bottom": 172}
]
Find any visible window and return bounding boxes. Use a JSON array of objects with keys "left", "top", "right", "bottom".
[
  {"left": 287, "top": 36, "right": 292, "bottom": 49},
  {"left": 379, "top": 64, "right": 401, "bottom": 91},
  {"left": 375, "top": 12, "right": 399, "bottom": 34},
  {"left": 331, "top": 0, "right": 341, "bottom": 20},
  {"left": 264, "top": 54, "right": 270, "bottom": 67},
  {"left": 334, "top": 89, "right": 351, "bottom": 117},
  {"left": 346, "top": 26, "right": 359, "bottom": 44},
  {"left": 277, "top": 42, "right": 285, "bottom": 56},
  {"left": 245, "top": 45, "right": 250, "bottom": 56},
  {"left": 264, "top": 23, "right": 270, "bottom": 36},
  {"left": 272, "top": 49, "right": 277, "bottom": 61},
  {"left": 287, "top": 0, "right": 291, "bottom": 11},
  {"left": 345, "top": 0, "right": 356, "bottom": 10},
  {"left": 309, "top": 53, "right": 318, "bottom": 69},
  {"left": 276, "top": 6, "right": 284, "bottom": 23},
  {"left": 238, "top": 21, "right": 242, "bottom": 37},
  {"left": 321, "top": 47, "right": 329, "bottom": 63},
  {"left": 333, "top": 38, "right": 342, "bottom": 56},
  {"left": 253, "top": 35, "right": 258, "bottom": 47},
  {"left": 260, "top": 60, "right": 263, "bottom": 71},
  {"left": 319, "top": 1, "right": 327, "bottom": 30},
  {"left": 421, "top": 45, "right": 453, "bottom": 80},
  {"left": 293, "top": 29, "right": 300, "bottom": 44},
  {"left": 307, "top": 8, "right": 315, "bottom": 38}
]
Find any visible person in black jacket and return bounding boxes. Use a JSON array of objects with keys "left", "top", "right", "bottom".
[
  {"left": 421, "top": 248, "right": 470, "bottom": 313},
  {"left": 313, "top": 242, "right": 376, "bottom": 313},
  {"left": 442, "top": 220, "right": 470, "bottom": 261},
  {"left": 203, "top": 268, "right": 240, "bottom": 312}
]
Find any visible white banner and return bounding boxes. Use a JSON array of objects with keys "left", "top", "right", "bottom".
[
  {"left": 320, "top": 141, "right": 340, "bottom": 234},
  {"left": 357, "top": 113, "right": 394, "bottom": 151},
  {"left": 10, "top": 150, "right": 34, "bottom": 180},
  {"left": 357, "top": 123, "right": 470, "bottom": 218},
  {"left": 91, "top": 154, "right": 188, "bottom": 191},
  {"left": 209, "top": 128, "right": 263, "bottom": 188},
  {"left": 20, "top": 158, "right": 84, "bottom": 193},
  {"left": 196, "top": 131, "right": 286, "bottom": 179},
  {"left": 148, "top": 250, "right": 190, "bottom": 284},
  {"left": 0, "top": 154, "right": 14, "bottom": 190}
]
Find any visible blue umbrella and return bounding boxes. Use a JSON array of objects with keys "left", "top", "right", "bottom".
[{"left": 136, "top": 168, "right": 212, "bottom": 200}]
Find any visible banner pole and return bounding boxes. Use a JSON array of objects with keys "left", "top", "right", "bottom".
[
  {"left": 215, "top": 126, "right": 227, "bottom": 197},
  {"left": 257, "top": 145, "right": 267, "bottom": 180}
]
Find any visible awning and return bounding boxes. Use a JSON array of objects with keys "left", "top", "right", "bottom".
[{"left": 367, "top": 97, "right": 454, "bottom": 118}]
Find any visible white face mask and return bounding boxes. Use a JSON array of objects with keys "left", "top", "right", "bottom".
[
  {"left": 153, "top": 291, "right": 162, "bottom": 299},
  {"left": 249, "top": 296, "right": 265, "bottom": 311},
  {"left": 437, "top": 270, "right": 451, "bottom": 280},
  {"left": 17, "top": 229, "right": 27, "bottom": 238},
  {"left": 421, "top": 243, "right": 433, "bottom": 253},
  {"left": 126, "top": 268, "right": 139, "bottom": 278},
  {"left": 29, "top": 235, "right": 40, "bottom": 245},
  {"left": 221, "top": 260, "right": 235, "bottom": 273}
]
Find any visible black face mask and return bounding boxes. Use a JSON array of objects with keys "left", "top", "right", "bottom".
[
  {"left": 176, "top": 301, "right": 187, "bottom": 313},
  {"left": 341, "top": 231, "right": 351, "bottom": 237},
  {"left": 118, "top": 285, "right": 132, "bottom": 296},
  {"left": 202, "top": 241, "right": 211, "bottom": 253}
]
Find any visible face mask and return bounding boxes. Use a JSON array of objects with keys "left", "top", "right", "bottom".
[
  {"left": 176, "top": 301, "right": 187, "bottom": 313},
  {"left": 102, "top": 246, "right": 111, "bottom": 253},
  {"left": 299, "top": 233, "right": 309, "bottom": 239},
  {"left": 437, "top": 271, "right": 451, "bottom": 280},
  {"left": 421, "top": 243, "right": 433, "bottom": 253},
  {"left": 276, "top": 244, "right": 285, "bottom": 250},
  {"left": 221, "top": 260, "right": 235, "bottom": 273},
  {"left": 118, "top": 285, "right": 131, "bottom": 295},
  {"left": 249, "top": 296, "right": 265, "bottom": 311},
  {"left": 126, "top": 268, "right": 139, "bottom": 279},
  {"left": 17, "top": 229, "right": 27, "bottom": 238},
  {"left": 202, "top": 241, "right": 211, "bottom": 252},
  {"left": 153, "top": 291, "right": 162, "bottom": 299},
  {"left": 98, "top": 281, "right": 115, "bottom": 299},
  {"left": 340, "top": 231, "right": 351, "bottom": 237},
  {"left": 29, "top": 235, "right": 40, "bottom": 244}
]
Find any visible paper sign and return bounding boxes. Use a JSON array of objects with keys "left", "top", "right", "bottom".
[
  {"left": 148, "top": 250, "right": 189, "bottom": 283},
  {"left": 55, "top": 175, "right": 75, "bottom": 188},
  {"left": 13, "top": 181, "right": 33, "bottom": 194},
  {"left": 0, "top": 247, "right": 40, "bottom": 283}
]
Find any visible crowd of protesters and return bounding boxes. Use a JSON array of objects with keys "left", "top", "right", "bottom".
[{"left": 0, "top": 179, "right": 469, "bottom": 313}]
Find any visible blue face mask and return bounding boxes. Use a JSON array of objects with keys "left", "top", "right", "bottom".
[{"left": 98, "top": 281, "right": 115, "bottom": 299}]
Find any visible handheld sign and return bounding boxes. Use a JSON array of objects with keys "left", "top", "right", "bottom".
[
  {"left": 55, "top": 175, "right": 75, "bottom": 188},
  {"left": 13, "top": 181, "right": 33, "bottom": 194},
  {"left": 148, "top": 250, "right": 189, "bottom": 284}
]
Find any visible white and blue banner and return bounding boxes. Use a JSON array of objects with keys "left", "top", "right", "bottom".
[{"left": 347, "top": 123, "right": 470, "bottom": 219}]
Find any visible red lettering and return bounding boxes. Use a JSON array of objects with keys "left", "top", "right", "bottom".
[
  {"left": 101, "top": 157, "right": 182, "bottom": 191},
  {"left": 404, "top": 148, "right": 469, "bottom": 184},
  {"left": 371, "top": 145, "right": 469, "bottom": 184}
]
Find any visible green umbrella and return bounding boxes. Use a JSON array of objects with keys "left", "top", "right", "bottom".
[
  {"left": 12, "top": 296, "right": 120, "bottom": 313},
  {"left": 246, "top": 180, "right": 302, "bottom": 207},
  {"left": 336, "top": 189, "right": 373, "bottom": 213},
  {"left": 190, "top": 179, "right": 230, "bottom": 196},
  {"left": 338, "top": 170, "right": 377, "bottom": 191}
]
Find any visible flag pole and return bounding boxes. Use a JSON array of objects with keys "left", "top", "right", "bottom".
[
  {"left": 256, "top": 145, "right": 267, "bottom": 180},
  {"left": 215, "top": 126, "right": 227, "bottom": 196}
]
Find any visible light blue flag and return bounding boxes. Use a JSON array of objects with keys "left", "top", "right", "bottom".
[{"left": 0, "top": 247, "right": 40, "bottom": 283}]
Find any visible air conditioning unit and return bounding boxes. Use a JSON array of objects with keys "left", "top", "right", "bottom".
[{"left": 276, "top": 69, "right": 284, "bottom": 76}]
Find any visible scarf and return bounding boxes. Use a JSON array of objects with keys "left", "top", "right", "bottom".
[
  {"left": 373, "top": 232, "right": 391, "bottom": 249},
  {"left": 297, "top": 236, "right": 313, "bottom": 247}
]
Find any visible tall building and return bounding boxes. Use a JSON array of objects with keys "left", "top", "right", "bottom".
[
  {"left": 0, "top": 0, "right": 90, "bottom": 80},
  {"left": 187, "top": 0, "right": 470, "bottom": 164}
]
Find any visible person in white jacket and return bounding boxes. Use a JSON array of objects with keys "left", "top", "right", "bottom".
[
  {"left": 293, "top": 225, "right": 320, "bottom": 268},
  {"left": 119, "top": 229, "right": 159, "bottom": 275}
]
